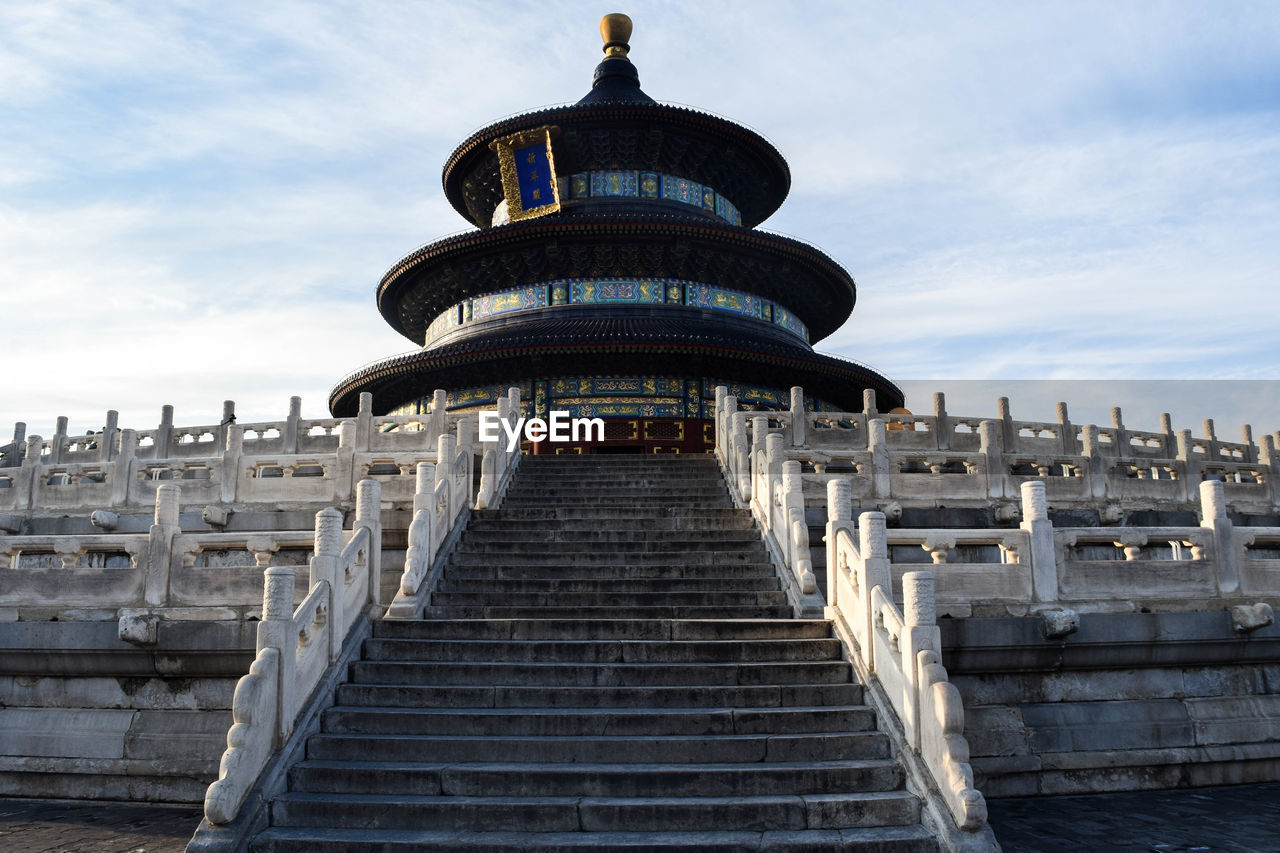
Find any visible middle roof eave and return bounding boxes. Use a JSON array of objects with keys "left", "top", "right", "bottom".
[{"left": 376, "top": 212, "right": 858, "bottom": 345}]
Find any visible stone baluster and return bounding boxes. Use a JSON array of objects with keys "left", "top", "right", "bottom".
[
  {"left": 259, "top": 563, "right": 297, "bottom": 744},
  {"left": 5, "top": 421, "right": 27, "bottom": 467},
  {"left": 356, "top": 392, "right": 374, "bottom": 452},
  {"left": 1203, "top": 419, "right": 1220, "bottom": 466},
  {"left": 217, "top": 400, "right": 236, "bottom": 451},
  {"left": 1159, "top": 413, "right": 1175, "bottom": 457},
  {"left": 858, "top": 511, "right": 890, "bottom": 672},
  {"left": 868, "top": 418, "right": 890, "bottom": 499},
  {"left": 933, "top": 392, "right": 949, "bottom": 451},
  {"left": 437, "top": 433, "right": 458, "bottom": 520},
  {"left": 1056, "top": 402, "right": 1076, "bottom": 455},
  {"left": 1241, "top": 424, "right": 1256, "bottom": 464},
  {"left": 101, "top": 410, "right": 119, "bottom": 462},
  {"left": 429, "top": 389, "right": 448, "bottom": 445},
  {"left": 1110, "top": 407, "right": 1127, "bottom": 456},
  {"left": 790, "top": 386, "right": 806, "bottom": 447},
  {"left": 112, "top": 429, "right": 137, "bottom": 505},
  {"left": 356, "top": 478, "right": 382, "bottom": 609},
  {"left": 1199, "top": 479, "right": 1238, "bottom": 594},
  {"left": 1080, "top": 424, "right": 1106, "bottom": 499},
  {"left": 144, "top": 484, "right": 181, "bottom": 606},
  {"left": 310, "top": 507, "right": 343, "bottom": 661},
  {"left": 1019, "top": 480, "right": 1057, "bottom": 603},
  {"left": 284, "top": 396, "right": 302, "bottom": 454},
  {"left": 714, "top": 385, "right": 729, "bottom": 456},
  {"left": 997, "top": 397, "right": 1015, "bottom": 452},
  {"left": 221, "top": 425, "right": 243, "bottom": 505},
  {"left": 335, "top": 420, "right": 357, "bottom": 502},
  {"left": 1260, "top": 435, "right": 1277, "bottom": 508},
  {"left": 1175, "top": 428, "right": 1199, "bottom": 499},
  {"left": 901, "top": 570, "right": 940, "bottom": 750},
  {"left": 51, "top": 416, "right": 68, "bottom": 465},
  {"left": 826, "top": 478, "right": 853, "bottom": 610},
  {"left": 862, "top": 389, "right": 877, "bottom": 419},
  {"left": 156, "top": 405, "right": 174, "bottom": 459},
  {"left": 978, "top": 419, "right": 1003, "bottom": 499}
]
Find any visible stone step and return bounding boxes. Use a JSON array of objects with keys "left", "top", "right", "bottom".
[
  {"left": 502, "top": 488, "right": 727, "bottom": 499},
  {"left": 449, "top": 550, "right": 771, "bottom": 566},
  {"left": 520, "top": 459, "right": 720, "bottom": 468},
  {"left": 304, "top": 732, "right": 886, "bottom": 764},
  {"left": 471, "top": 517, "right": 752, "bottom": 532},
  {"left": 461, "top": 529, "right": 762, "bottom": 545},
  {"left": 453, "top": 537, "right": 764, "bottom": 554},
  {"left": 496, "top": 471, "right": 724, "bottom": 481},
  {"left": 360, "top": 638, "right": 843, "bottom": 664},
  {"left": 322, "top": 705, "right": 879, "bottom": 737},
  {"left": 446, "top": 564, "right": 777, "bottom": 581},
  {"left": 477, "top": 507, "right": 748, "bottom": 521},
  {"left": 501, "top": 489, "right": 732, "bottom": 502},
  {"left": 428, "top": 591, "right": 786, "bottom": 608},
  {"left": 371, "top": 619, "right": 832, "bottom": 642},
  {"left": 268, "top": 790, "right": 920, "bottom": 833},
  {"left": 334, "top": 682, "right": 865, "bottom": 711},
  {"left": 422, "top": 605, "right": 796, "bottom": 619},
  {"left": 252, "top": 825, "right": 937, "bottom": 852},
  {"left": 347, "top": 660, "right": 853, "bottom": 687},
  {"left": 436, "top": 577, "right": 780, "bottom": 594},
  {"left": 275, "top": 825, "right": 936, "bottom": 853},
  {"left": 286, "top": 759, "right": 905, "bottom": 798}
]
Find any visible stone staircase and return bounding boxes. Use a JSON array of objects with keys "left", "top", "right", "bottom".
[{"left": 249, "top": 454, "right": 937, "bottom": 851}]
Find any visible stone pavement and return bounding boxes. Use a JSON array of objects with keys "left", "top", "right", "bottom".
[
  {"left": 987, "top": 783, "right": 1280, "bottom": 852},
  {"left": 0, "top": 798, "right": 200, "bottom": 853},
  {"left": 0, "top": 784, "right": 1278, "bottom": 852}
]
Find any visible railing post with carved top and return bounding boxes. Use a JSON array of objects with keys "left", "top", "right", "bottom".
[
  {"left": 284, "top": 396, "right": 302, "bottom": 454},
  {"left": 356, "top": 478, "right": 382, "bottom": 607},
  {"left": 17, "top": 435, "right": 42, "bottom": 511},
  {"left": 101, "top": 410, "right": 119, "bottom": 462},
  {"left": 437, "top": 433, "right": 458, "bottom": 522},
  {"left": 789, "top": 386, "right": 805, "bottom": 447},
  {"left": 356, "top": 392, "right": 373, "bottom": 452},
  {"left": 933, "top": 392, "right": 949, "bottom": 451},
  {"left": 144, "top": 484, "right": 181, "bottom": 607},
  {"left": 222, "top": 425, "right": 243, "bottom": 505},
  {"left": 259, "top": 565, "right": 296, "bottom": 744},
  {"left": 1020, "top": 480, "right": 1057, "bottom": 603},
  {"left": 1200, "top": 478, "right": 1239, "bottom": 595},
  {"left": 311, "top": 507, "right": 343, "bottom": 662},
  {"left": 859, "top": 510, "right": 889, "bottom": 673},
  {"left": 826, "top": 478, "right": 853, "bottom": 612},
  {"left": 978, "top": 419, "right": 1003, "bottom": 500},
  {"left": 868, "top": 418, "right": 890, "bottom": 499},
  {"left": 112, "top": 429, "right": 137, "bottom": 506},
  {"left": 901, "top": 570, "right": 940, "bottom": 751},
  {"left": 1260, "top": 434, "right": 1278, "bottom": 508},
  {"left": 51, "top": 416, "right": 68, "bottom": 465},
  {"left": 731, "top": 409, "right": 749, "bottom": 500}
]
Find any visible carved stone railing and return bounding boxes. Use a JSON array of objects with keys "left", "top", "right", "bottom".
[
  {"left": 0, "top": 391, "right": 483, "bottom": 514},
  {"left": 0, "top": 485, "right": 316, "bottom": 618},
  {"left": 825, "top": 489, "right": 994, "bottom": 849},
  {"left": 386, "top": 387, "right": 522, "bottom": 619},
  {"left": 715, "top": 387, "right": 1278, "bottom": 515},
  {"left": 202, "top": 480, "right": 381, "bottom": 826}
]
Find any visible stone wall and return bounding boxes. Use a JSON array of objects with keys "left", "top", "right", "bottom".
[{"left": 943, "top": 611, "right": 1280, "bottom": 797}]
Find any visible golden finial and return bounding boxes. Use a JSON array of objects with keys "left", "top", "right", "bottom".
[{"left": 600, "top": 13, "right": 633, "bottom": 61}]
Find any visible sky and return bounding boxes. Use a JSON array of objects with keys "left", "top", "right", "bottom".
[{"left": 2, "top": 1, "right": 1278, "bottom": 441}]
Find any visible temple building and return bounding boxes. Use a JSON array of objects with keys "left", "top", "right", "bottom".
[{"left": 328, "top": 14, "right": 902, "bottom": 453}]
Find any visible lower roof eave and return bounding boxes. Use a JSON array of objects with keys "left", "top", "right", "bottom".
[{"left": 329, "top": 342, "right": 902, "bottom": 416}]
